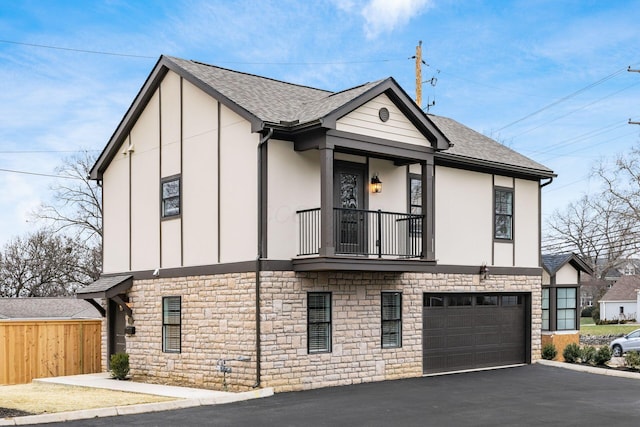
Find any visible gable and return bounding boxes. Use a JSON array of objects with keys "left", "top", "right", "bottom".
[{"left": 336, "top": 93, "right": 428, "bottom": 147}]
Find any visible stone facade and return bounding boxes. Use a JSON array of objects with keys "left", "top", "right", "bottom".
[{"left": 121, "top": 270, "right": 542, "bottom": 392}]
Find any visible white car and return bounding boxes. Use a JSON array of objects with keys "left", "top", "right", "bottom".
[{"left": 610, "top": 329, "right": 640, "bottom": 357}]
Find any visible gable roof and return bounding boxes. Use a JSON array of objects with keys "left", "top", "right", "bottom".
[
  {"left": 91, "top": 55, "right": 553, "bottom": 181},
  {"left": 600, "top": 275, "right": 640, "bottom": 302},
  {"left": 0, "top": 298, "right": 101, "bottom": 320},
  {"left": 542, "top": 253, "right": 593, "bottom": 276},
  {"left": 430, "top": 115, "right": 554, "bottom": 178}
]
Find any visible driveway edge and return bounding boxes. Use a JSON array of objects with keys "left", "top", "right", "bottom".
[{"left": 536, "top": 359, "right": 640, "bottom": 379}]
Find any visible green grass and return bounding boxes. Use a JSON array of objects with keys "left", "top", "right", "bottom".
[{"left": 580, "top": 317, "right": 639, "bottom": 336}]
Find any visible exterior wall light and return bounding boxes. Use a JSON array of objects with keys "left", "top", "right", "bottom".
[
  {"left": 370, "top": 174, "right": 382, "bottom": 193},
  {"left": 480, "top": 263, "right": 489, "bottom": 280}
]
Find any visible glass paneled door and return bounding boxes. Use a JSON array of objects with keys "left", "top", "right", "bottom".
[{"left": 334, "top": 161, "right": 367, "bottom": 254}]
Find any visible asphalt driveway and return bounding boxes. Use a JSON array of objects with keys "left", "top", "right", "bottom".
[{"left": 51, "top": 364, "right": 640, "bottom": 426}]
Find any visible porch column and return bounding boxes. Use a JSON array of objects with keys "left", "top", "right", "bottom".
[
  {"left": 422, "top": 160, "right": 435, "bottom": 260},
  {"left": 319, "top": 142, "right": 335, "bottom": 256}
]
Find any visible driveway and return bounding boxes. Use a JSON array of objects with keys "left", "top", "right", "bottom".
[{"left": 53, "top": 364, "right": 640, "bottom": 426}]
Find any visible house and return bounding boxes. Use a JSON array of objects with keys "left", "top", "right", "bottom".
[
  {"left": 78, "top": 55, "right": 555, "bottom": 392},
  {"left": 599, "top": 275, "right": 640, "bottom": 321},
  {"left": 540, "top": 253, "right": 592, "bottom": 358}
]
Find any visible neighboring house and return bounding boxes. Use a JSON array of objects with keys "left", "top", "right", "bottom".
[
  {"left": 78, "top": 55, "right": 555, "bottom": 392},
  {"left": 579, "top": 279, "right": 609, "bottom": 309},
  {"left": 599, "top": 275, "right": 640, "bottom": 321},
  {"left": 541, "top": 253, "right": 592, "bottom": 357},
  {"left": 0, "top": 298, "right": 102, "bottom": 385},
  {"left": 0, "top": 298, "right": 101, "bottom": 319}
]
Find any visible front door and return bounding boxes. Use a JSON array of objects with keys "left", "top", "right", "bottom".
[
  {"left": 108, "top": 298, "right": 126, "bottom": 363},
  {"left": 334, "top": 161, "right": 367, "bottom": 254}
]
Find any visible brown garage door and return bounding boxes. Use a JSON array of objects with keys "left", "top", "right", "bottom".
[{"left": 423, "top": 293, "right": 529, "bottom": 374}]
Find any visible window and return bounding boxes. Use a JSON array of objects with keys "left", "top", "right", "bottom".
[
  {"left": 503, "top": 295, "right": 524, "bottom": 306},
  {"left": 162, "top": 176, "right": 181, "bottom": 218},
  {"left": 541, "top": 288, "right": 549, "bottom": 330},
  {"left": 409, "top": 174, "right": 422, "bottom": 234},
  {"left": 382, "top": 292, "right": 402, "bottom": 348},
  {"left": 494, "top": 188, "right": 513, "bottom": 240},
  {"left": 308, "top": 292, "right": 331, "bottom": 353},
  {"left": 556, "top": 288, "right": 577, "bottom": 330},
  {"left": 476, "top": 295, "right": 498, "bottom": 306},
  {"left": 162, "top": 296, "right": 181, "bottom": 353}
]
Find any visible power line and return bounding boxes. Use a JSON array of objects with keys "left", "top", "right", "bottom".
[
  {"left": 0, "top": 167, "right": 81, "bottom": 180},
  {"left": 0, "top": 39, "right": 155, "bottom": 59},
  {"left": 0, "top": 149, "right": 100, "bottom": 154},
  {"left": 495, "top": 67, "right": 628, "bottom": 132}
]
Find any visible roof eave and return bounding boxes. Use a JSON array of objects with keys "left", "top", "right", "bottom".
[{"left": 436, "top": 152, "right": 557, "bottom": 180}]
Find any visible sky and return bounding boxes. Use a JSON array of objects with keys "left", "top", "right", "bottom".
[{"left": 1, "top": 0, "right": 640, "bottom": 248}]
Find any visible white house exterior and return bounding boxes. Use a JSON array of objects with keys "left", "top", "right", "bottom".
[
  {"left": 600, "top": 275, "right": 640, "bottom": 321},
  {"left": 78, "top": 56, "right": 555, "bottom": 392}
]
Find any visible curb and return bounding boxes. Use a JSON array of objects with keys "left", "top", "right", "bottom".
[
  {"left": 536, "top": 359, "right": 640, "bottom": 379},
  {"left": 0, "top": 387, "right": 274, "bottom": 426}
]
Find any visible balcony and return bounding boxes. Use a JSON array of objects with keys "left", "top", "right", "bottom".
[{"left": 297, "top": 208, "right": 423, "bottom": 259}]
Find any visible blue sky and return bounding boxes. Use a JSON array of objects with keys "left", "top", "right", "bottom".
[{"left": 1, "top": 0, "right": 640, "bottom": 247}]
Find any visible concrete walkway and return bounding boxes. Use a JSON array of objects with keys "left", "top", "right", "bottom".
[{"left": 0, "top": 372, "right": 273, "bottom": 426}]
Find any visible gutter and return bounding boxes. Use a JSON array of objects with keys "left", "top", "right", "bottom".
[
  {"left": 253, "top": 127, "right": 273, "bottom": 388},
  {"left": 540, "top": 177, "right": 554, "bottom": 188}
]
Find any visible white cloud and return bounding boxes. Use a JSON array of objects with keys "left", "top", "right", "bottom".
[{"left": 361, "top": 0, "right": 434, "bottom": 39}]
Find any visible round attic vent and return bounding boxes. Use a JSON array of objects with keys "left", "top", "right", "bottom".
[{"left": 378, "top": 107, "right": 390, "bottom": 122}]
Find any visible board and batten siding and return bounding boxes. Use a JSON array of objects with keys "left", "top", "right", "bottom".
[
  {"left": 336, "top": 93, "right": 428, "bottom": 147},
  {"left": 101, "top": 70, "right": 259, "bottom": 273}
]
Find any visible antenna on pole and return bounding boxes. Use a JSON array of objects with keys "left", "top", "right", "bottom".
[
  {"left": 628, "top": 66, "right": 640, "bottom": 73},
  {"left": 415, "top": 41, "right": 423, "bottom": 107}
]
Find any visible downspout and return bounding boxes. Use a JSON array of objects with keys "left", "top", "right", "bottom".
[
  {"left": 253, "top": 127, "right": 273, "bottom": 388},
  {"left": 540, "top": 177, "right": 553, "bottom": 188}
]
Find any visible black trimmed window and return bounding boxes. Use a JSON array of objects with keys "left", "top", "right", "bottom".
[
  {"left": 556, "top": 287, "right": 577, "bottom": 330},
  {"left": 541, "top": 288, "right": 550, "bottom": 330},
  {"left": 162, "top": 176, "right": 181, "bottom": 218},
  {"left": 494, "top": 187, "right": 513, "bottom": 240},
  {"left": 382, "top": 292, "right": 402, "bottom": 348},
  {"left": 308, "top": 292, "right": 331, "bottom": 353},
  {"left": 162, "top": 296, "right": 181, "bottom": 353}
]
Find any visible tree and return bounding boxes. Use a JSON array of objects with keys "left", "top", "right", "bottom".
[
  {"left": 32, "top": 150, "right": 102, "bottom": 244},
  {"left": 544, "top": 193, "right": 638, "bottom": 279},
  {"left": 0, "top": 229, "right": 100, "bottom": 297}
]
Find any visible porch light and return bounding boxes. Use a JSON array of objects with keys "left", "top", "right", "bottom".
[
  {"left": 480, "top": 263, "right": 489, "bottom": 280},
  {"left": 370, "top": 174, "right": 382, "bottom": 193}
]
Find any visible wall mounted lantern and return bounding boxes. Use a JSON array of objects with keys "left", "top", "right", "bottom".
[
  {"left": 370, "top": 174, "right": 382, "bottom": 193},
  {"left": 480, "top": 263, "right": 489, "bottom": 280}
]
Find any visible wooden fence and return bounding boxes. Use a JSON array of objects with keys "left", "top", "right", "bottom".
[{"left": 0, "top": 319, "right": 102, "bottom": 385}]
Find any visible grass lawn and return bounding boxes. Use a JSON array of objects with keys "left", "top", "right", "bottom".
[{"left": 580, "top": 317, "right": 639, "bottom": 336}]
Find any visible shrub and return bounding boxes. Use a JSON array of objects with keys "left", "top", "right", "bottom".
[
  {"left": 110, "top": 352, "right": 130, "bottom": 380},
  {"left": 563, "top": 343, "right": 582, "bottom": 364},
  {"left": 541, "top": 343, "right": 557, "bottom": 360},
  {"left": 625, "top": 351, "right": 640, "bottom": 370},
  {"left": 591, "top": 307, "right": 600, "bottom": 324},
  {"left": 581, "top": 345, "right": 597, "bottom": 365},
  {"left": 581, "top": 306, "right": 594, "bottom": 318},
  {"left": 594, "top": 346, "right": 612, "bottom": 366}
]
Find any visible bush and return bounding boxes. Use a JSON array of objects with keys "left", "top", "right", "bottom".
[
  {"left": 594, "top": 346, "right": 612, "bottom": 366},
  {"left": 625, "top": 351, "right": 640, "bottom": 370},
  {"left": 581, "top": 345, "right": 597, "bottom": 365},
  {"left": 110, "top": 352, "right": 130, "bottom": 380},
  {"left": 591, "top": 307, "right": 600, "bottom": 324},
  {"left": 563, "top": 343, "right": 582, "bottom": 364},
  {"left": 581, "top": 306, "right": 594, "bottom": 318},
  {"left": 541, "top": 343, "right": 557, "bottom": 360}
]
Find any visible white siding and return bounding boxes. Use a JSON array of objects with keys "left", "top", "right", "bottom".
[
  {"left": 102, "top": 144, "right": 130, "bottom": 273},
  {"left": 336, "top": 94, "right": 427, "bottom": 146},
  {"left": 556, "top": 263, "right": 579, "bottom": 285},
  {"left": 219, "top": 105, "right": 257, "bottom": 263},
  {"left": 368, "top": 158, "right": 405, "bottom": 213},
  {"left": 130, "top": 92, "right": 160, "bottom": 271},
  {"left": 182, "top": 80, "right": 218, "bottom": 266},
  {"left": 514, "top": 179, "right": 539, "bottom": 268},
  {"left": 435, "top": 166, "right": 493, "bottom": 265},
  {"left": 160, "top": 72, "right": 181, "bottom": 177},
  {"left": 267, "top": 139, "right": 320, "bottom": 259}
]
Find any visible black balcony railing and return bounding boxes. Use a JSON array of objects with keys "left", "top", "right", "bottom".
[{"left": 297, "top": 208, "right": 423, "bottom": 258}]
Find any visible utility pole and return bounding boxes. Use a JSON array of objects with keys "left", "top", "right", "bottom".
[
  {"left": 629, "top": 67, "right": 640, "bottom": 124},
  {"left": 415, "top": 41, "right": 423, "bottom": 107}
]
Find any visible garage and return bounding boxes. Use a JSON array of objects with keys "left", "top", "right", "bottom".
[{"left": 423, "top": 293, "right": 530, "bottom": 374}]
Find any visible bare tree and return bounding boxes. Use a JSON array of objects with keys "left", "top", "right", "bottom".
[
  {"left": 595, "top": 143, "right": 640, "bottom": 225},
  {"left": 0, "top": 229, "right": 100, "bottom": 297},
  {"left": 544, "top": 193, "right": 638, "bottom": 279},
  {"left": 33, "top": 150, "right": 102, "bottom": 244}
]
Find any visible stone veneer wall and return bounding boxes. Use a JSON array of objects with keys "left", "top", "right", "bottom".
[{"left": 123, "top": 270, "right": 541, "bottom": 392}]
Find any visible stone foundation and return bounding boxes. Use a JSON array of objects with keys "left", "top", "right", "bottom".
[{"left": 119, "top": 270, "right": 541, "bottom": 392}]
